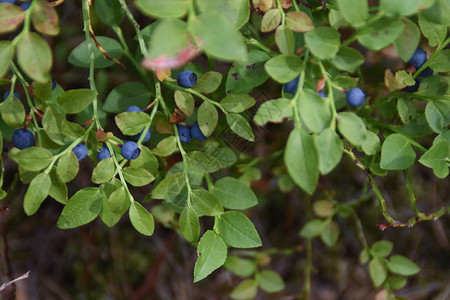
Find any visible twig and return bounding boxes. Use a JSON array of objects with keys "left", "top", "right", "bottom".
[{"left": 0, "top": 271, "right": 30, "bottom": 291}]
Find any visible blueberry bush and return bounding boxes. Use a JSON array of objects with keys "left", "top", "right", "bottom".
[{"left": 0, "top": 0, "right": 449, "bottom": 299}]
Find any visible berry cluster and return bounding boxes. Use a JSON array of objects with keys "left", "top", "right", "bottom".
[
  {"left": 406, "top": 48, "right": 434, "bottom": 93},
  {"left": 177, "top": 122, "right": 207, "bottom": 143}
]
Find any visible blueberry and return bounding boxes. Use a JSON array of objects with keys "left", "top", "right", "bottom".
[
  {"left": 126, "top": 106, "right": 142, "bottom": 112},
  {"left": 284, "top": 77, "right": 299, "bottom": 94},
  {"left": 317, "top": 90, "right": 326, "bottom": 97},
  {"left": 72, "top": 143, "right": 88, "bottom": 161},
  {"left": 177, "top": 71, "right": 197, "bottom": 88},
  {"left": 0, "top": 0, "right": 15, "bottom": 4},
  {"left": 131, "top": 128, "right": 151, "bottom": 143},
  {"left": 419, "top": 67, "right": 434, "bottom": 78},
  {"left": 121, "top": 141, "right": 141, "bottom": 160},
  {"left": 408, "top": 48, "right": 427, "bottom": 68},
  {"left": 97, "top": 147, "right": 112, "bottom": 161},
  {"left": 190, "top": 122, "right": 206, "bottom": 140},
  {"left": 20, "top": 1, "right": 31, "bottom": 10},
  {"left": 3, "top": 91, "right": 20, "bottom": 100},
  {"left": 12, "top": 129, "right": 34, "bottom": 150},
  {"left": 177, "top": 125, "right": 192, "bottom": 143},
  {"left": 346, "top": 87, "right": 366, "bottom": 107},
  {"left": 406, "top": 78, "right": 422, "bottom": 93}
]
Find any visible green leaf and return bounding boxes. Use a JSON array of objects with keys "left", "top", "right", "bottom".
[
  {"left": 419, "top": 140, "right": 449, "bottom": 178},
  {"left": 0, "top": 41, "right": 13, "bottom": 78},
  {"left": 261, "top": 9, "right": 281, "bottom": 32},
  {"left": 298, "top": 89, "right": 332, "bottom": 133},
  {"left": 0, "top": 3, "right": 25, "bottom": 34},
  {"left": 221, "top": 94, "right": 256, "bottom": 113},
  {"left": 386, "top": 277, "right": 408, "bottom": 291},
  {"left": 305, "top": 27, "right": 341, "bottom": 59},
  {"left": 337, "top": 112, "right": 368, "bottom": 147},
  {"left": 92, "top": 158, "right": 115, "bottom": 184},
  {"left": 197, "top": 0, "right": 249, "bottom": 29},
  {"left": 152, "top": 173, "right": 187, "bottom": 213},
  {"left": 190, "top": 189, "right": 223, "bottom": 217},
  {"left": 256, "top": 270, "right": 285, "bottom": 293},
  {"left": 32, "top": 0, "right": 60, "bottom": 36},
  {"left": 57, "top": 187, "right": 103, "bottom": 229},
  {"left": 225, "top": 50, "right": 270, "bottom": 93},
  {"left": 48, "top": 170, "right": 68, "bottom": 204},
  {"left": 394, "top": 18, "right": 421, "bottom": 62},
  {"left": 174, "top": 90, "right": 195, "bottom": 116},
  {"left": 146, "top": 18, "right": 189, "bottom": 61},
  {"left": 226, "top": 113, "right": 255, "bottom": 142},
  {"left": 194, "top": 230, "right": 228, "bottom": 282},
  {"left": 418, "top": 14, "right": 447, "bottom": 47},
  {"left": 103, "top": 82, "right": 151, "bottom": 113},
  {"left": 18, "top": 147, "right": 53, "bottom": 172},
  {"left": 370, "top": 257, "right": 387, "bottom": 287},
  {"left": 320, "top": 220, "right": 340, "bottom": 247},
  {"left": 186, "top": 151, "right": 222, "bottom": 173},
  {"left": 336, "top": 0, "right": 368, "bottom": 27},
  {"left": 135, "top": 0, "right": 188, "bottom": 18},
  {"left": 42, "top": 107, "right": 65, "bottom": 145},
  {"left": 264, "top": 54, "right": 303, "bottom": 83},
  {"left": 275, "top": 25, "right": 295, "bottom": 54},
  {"left": 115, "top": 111, "right": 151, "bottom": 135},
  {"left": 387, "top": 255, "right": 420, "bottom": 276},
  {"left": 397, "top": 98, "right": 417, "bottom": 123},
  {"left": 285, "top": 128, "right": 319, "bottom": 195},
  {"left": 191, "top": 12, "right": 247, "bottom": 62},
  {"left": 99, "top": 180, "right": 123, "bottom": 227},
  {"left": 362, "top": 131, "right": 381, "bottom": 155},
  {"left": 152, "top": 136, "right": 177, "bottom": 157},
  {"left": 56, "top": 151, "right": 79, "bottom": 183},
  {"left": 107, "top": 186, "right": 130, "bottom": 215},
  {"left": 380, "top": 134, "right": 416, "bottom": 170},
  {"left": 193, "top": 71, "right": 223, "bottom": 94},
  {"left": 129, "top": 201, "right": 155, "bottom": 236},
  {"left": 211, "top": 176, "right": 258, "bottom": 209},
  {"left": 218, "top": 211, "right": 262, "bottom": 248},
  {"left": 421, "top": 0, "right": 450, "bottom": 25},
  {"left": 57, "top": 89, "right": 97, "bottom": 114},
  {"left": 198, "top": 101, "right": 218, "bottom": 137},
  {"left": 316, "top": 128, "right": 343, "bottom": 175},
  {"left": 68, "top": 36, "right": 122, "bottom": 68},
  {"left": 428, "top": 49, "right": 450, "bottom": 72},
  {"left": 1, "top": 96, "right": 25, "bottom": 128},
  {"left": 130, "top": 146, "right": 159, "bottom": 175},
  {"left": 253, "top": 98, "right": 293, "bottom": 126},
  {"left": 357, "top": 17, "right": 405, "bottom": 51},
  {"left": 16, "top": 32, "right": 52, "bottom": 82},
  {"left": 371, "top": 241, "right": 393, "bottom": 258},
  {"left": 300, "top": 219, "right": 326, "bottom": 238},
  {"left": 331, "top": 46, "right": 365, "bottom": 72},
  {"left": 24, "top": 172, "right": 51, "bottom": 216},
  {"left": 380, "top": 0, "right": 426, "bottom": 17},
  {"left": 224, "top": 256, "right": 257, "bottom": 277},
  {"left": 94, "top": 0, "right": 124, "bottom": 26},
  {"left": 285, "top": 11, "right": 314, "bottom": 33},
  {"left": 230, "top": 279, "right": 258, "bottom": 300},
  {"left": 179, "top": 208, "right": 200, "bottom": 243},
  {"left": 123, "top": 166, "right": 155, "bottom": 186}
]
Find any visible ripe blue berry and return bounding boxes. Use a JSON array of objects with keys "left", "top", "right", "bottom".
[
  {"left": 419, "top": 67, "right": 434, "bottom": 78},
  {"left": 131, "top": 129, "right": 151, "bottom": 143},
  {"left": 97, "top": 147, "right": 112, "bottom": 161},
  {"left": 408, "top": 48, "right": 427, "bottom": 68},
  {"left": 3, "top": 91, "right": 20, "bottom": 100},
  {"left": 72, "top": 143, "right": 88, "bottom": 161},
  {"left": 12, "top": 129, "right": 34, "bottom": 150},
  {"left": 20, "top": 1, "right": 31, "bottom": 10},
  {"left": 317, "top": 90, "right": 326, "bottom": 97},
  {"left": 190, "top": 122, "right": 206, "bottom": 140},
  {"left": 177, "top": 125, "right": 192, "bottom": 143},
  {"left": 284, "top": 77, "right": 299, "bottom": 94},
  {"left": 121, "top": 141, "right": 141, "bottom": 160},
  {"left": 346, "top": 87, "right": 366, "bottom": 107},
  {"left": 177, "top": 71, "right": 197, "bottom": 88},
  {"left": 126, "top": 106, "right": 142, "bottom": 112},
  {"left": 407, "top": 78, "right": 422, "bottom": 93}
]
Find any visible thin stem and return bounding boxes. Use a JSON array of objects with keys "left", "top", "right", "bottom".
[
  {"left": 318, "top": 61, "right": 337, "bottom": 130},
  {"left": 244, "top": 37, "right": 278, "bottom": 57},
  {"left": 404, "top": 169, "right": 420, "bottom": 216},
  {"left": 106, "top": 142, "right": 134, "bottom": 203},
  {"left": 368, "top": 174, "right": 396, "bottom": 224},
  {"left": 275, "top": 0, "right": 286, "bottom": 25},
  {"left": 173, "top": 125, "right": 192, "bottom": 207},
  {"left": 118, "top": 0, "right": 150, "bottom": 57}
]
